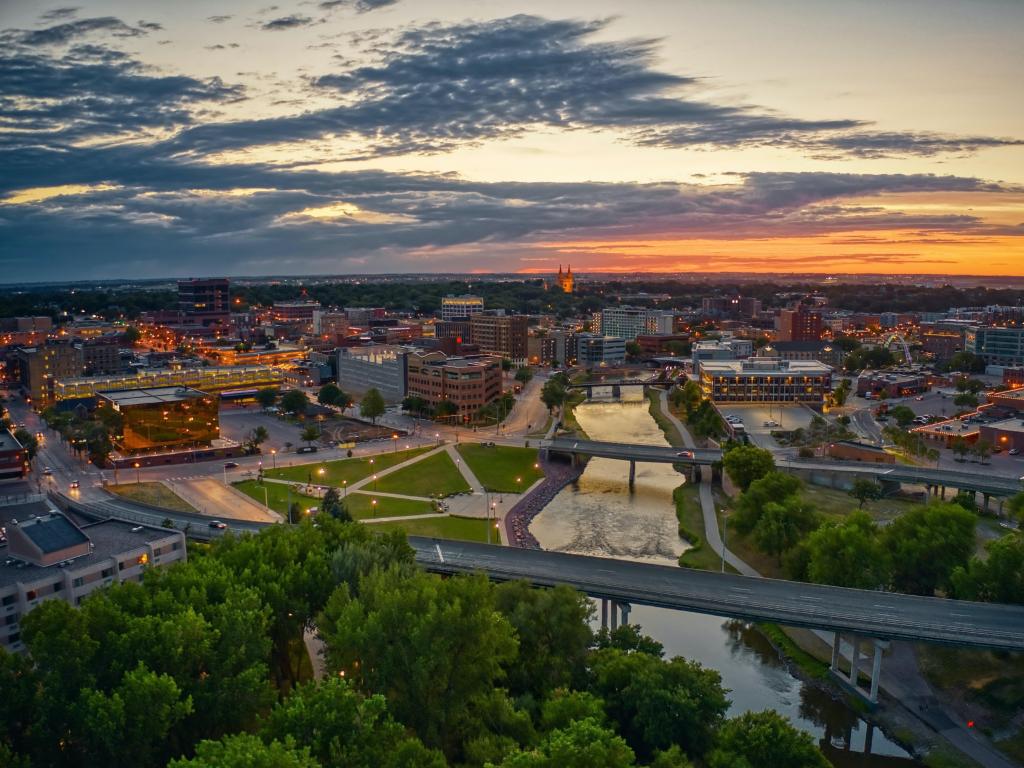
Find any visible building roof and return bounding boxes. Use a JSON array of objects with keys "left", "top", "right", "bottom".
[
  {"left": 0, "top": 517, "right": 180, "bottom": 588},
  {"left": 831, "top": 440, "right": 888, "bottom": 454},
  {"left": 17, "top": 513, "right": 89, "bottom": 554},
  {"left": 98, "top": 386, "right": 208, "bottom": 406},
  {"left": 701, "top": 358, "right": 832, "bottom": 375},
  {"left": 0, "top": 430, "right": 23, "bottom": 452},
  {"left": 982, "top": 416, "right": 1024, "bottom": 434},
  {"left": 767, "top": 341, "right": 834, "bottom": 352}
]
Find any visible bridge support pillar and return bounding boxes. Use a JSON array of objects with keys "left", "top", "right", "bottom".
[
  {"left": 849, "top": 637, "right": 861, "bottom": 687},
  {"left": 612, "top": 384, "right": 621, "bottom": 399},
  {"left": 628, "top": 460, "right": 636, "bottom": 489},
  {"left": 600, "top": 598, "right": 609, "bottom": 630},
  {"left": 941, "top": 486, "right": 946, "bottom": 499},
  {"left": 983, "top": 493, "right": 991, "bottom": 513},
  {"left": 829, "top": 633, "right": 887, "bottom": 706},
  {"left": 830, "top": 631, "right": 841, "bottom": 672},
  {"left": 610, "top": 601, "right": 619, "bottom": 631},
  {"left": 620, "top": 601, "right": 631, "bottom": 626},
  {"left": 869, "top": 640, "right": 883, "bottom": 703}
]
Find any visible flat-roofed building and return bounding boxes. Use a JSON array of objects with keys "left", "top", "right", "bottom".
[
  {"left": 577, "top": 334, "right": 626, "bottom": 367},
  {"left": 0, "top": 510, "right": 186, "bottom": 653},
  {"left": 14, "top": 341, "right": 84, "bottom": 405},
  {"left": 700, "top": 358, "right": 832, "bottom": 403},
  {"left": 53, "top": 365, "right": 283, "bottom": 401},
  {"left": 441, "top": 295, "right": 484, "bottom": 321},
  {"left": 0, "top": 430, "right": 28, "bottom": 484},
  {"left": 97, "top": 386, "right": 219, "bottom": 455},
  {"left": 335, "top": 345, "right": 409, "bottom": 403},
  {"left": 469, "top": 313, "right": 528, "bottom": 365},
  {"left": 980, "top": 416, "right": 1024, "bottom": 453},
  {"left": 988, "top": 387, "right": 1024, "bottom": 413},
  {"left": 827, "top": 440, "right": 895, "bottom": 464},
  {"left": 964, "top": 325, "right": 1024, "bottom": 366},
  {"left": 856, "top": 370, "right": 930, "bottom": 398},
  {"left": 406, "top": 351, "right": 501, "bottom": 418}
]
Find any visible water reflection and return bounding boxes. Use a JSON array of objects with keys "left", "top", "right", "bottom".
[{"left": 533, "top": 393, "right": 919, "bottom": 766}]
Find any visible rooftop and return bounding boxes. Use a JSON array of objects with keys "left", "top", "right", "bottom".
[
  {"left": 983, "top": 416, "right": 1024, "bottom": 434},
  {"left": 701, "top": 358, "right": 832, "bottom": 375},
  {"left": 0, "top": 517, "right": 180, "bottom": 589},
  {"left": 17, "top": 513, "right": 89, "bottom": 554},
  {"left": 98, "top": 386, "right": 209, "bottom": 406}
]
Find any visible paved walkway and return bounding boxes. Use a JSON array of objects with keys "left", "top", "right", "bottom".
[
  {"left": 446, "top": 444, "right": 484, "bottom": 492},
  {"left": 165, "top": 478, "right": 282, "bottom": 523}
]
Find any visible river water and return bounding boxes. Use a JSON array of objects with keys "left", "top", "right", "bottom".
[{"left": 529, "top": 390, "right": 918, "bottom": 766}]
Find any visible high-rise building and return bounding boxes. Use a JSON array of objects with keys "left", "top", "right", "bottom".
[
  {"left": 177, "top": 278, "right": 231, "bottom": 326},
  {"left": 14, "top": 341, "right": 84, "bottom": 405},
  {"left": 964, "top": 325, "right": 1024, "bottom": 366},
  {"left": 469, "top": 314, "right": 528, "bottom": 364},
  {"left": 775, "top": 308, "right": 823, "bottom": 342},
  {"left": 335, "top": 346, "right": 409, "bottom": 403},
  {"left": 556, "top": 264, "right": 574, "bottom": 294},
  {"left": 441, "top": 295, "right": 484, "bottom": 321},
  {"left": 599, "top": 306, "right": 649, "bottom": 340}
]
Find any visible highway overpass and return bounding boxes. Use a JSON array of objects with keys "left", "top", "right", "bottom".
[
  {"left": 410, "top": 537, "right": 1024, "bottom": 652},
  {"left": 541, "top": 437, "right": 1024, "bottom": 497}
]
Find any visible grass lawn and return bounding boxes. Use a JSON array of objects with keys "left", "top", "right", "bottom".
[
  {"left": 647, "top": 390, "right": 684, "bottom": 447},
  {"left": 108, "top": 482, "right": 198, "bottom": 513},
  {"left": 373, "top": 450, "right": 470, "bottom": 498},
  {"left": 365, "top": 515, "right": 501, "bottom": 543},
  {"left": 456, "top": 444, "right": 545, "bottom": 492},
  {"left": 234, "top": 480, "right": 321, "bottom": 517},
  {"left": 798, "top": 484, "right": 920, "bottom": 523},
  {"left": 674, "top": 482, "right": 721, "bottom": 571},
  {"left": 345, "top": 492, "right": 436, "bottom": 520},
  {"left": 560, "top": 391, "right": 590, "bottom": 438},
  {"left": 263, "top": 446, "right": 432, "bottom": 488}
]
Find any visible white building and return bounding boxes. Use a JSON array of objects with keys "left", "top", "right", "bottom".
[{"left": 441, "top": 295, "right": 484, "bottom": 322}]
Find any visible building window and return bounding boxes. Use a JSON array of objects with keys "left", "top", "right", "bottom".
[
  {"left": 72, "top": 577, "right": 84, "bottom": 588},
  {"left": 1, "top": 594, "right": 14, "bottom": 607}
]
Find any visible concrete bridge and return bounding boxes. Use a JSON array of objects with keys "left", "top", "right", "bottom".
[
  {"left": 411, "top": 537, "right": 1024, "bottom": 704},
  {"left": 541, "top": 437, "right": 1024, "bottom": 502},
  {"left": 567, "top": 380, "right": 662, "bottom": 399}
]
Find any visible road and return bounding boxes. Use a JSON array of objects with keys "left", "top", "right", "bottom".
[{"left": 410, "top": 537, "right": 1024, "bottom": 651}]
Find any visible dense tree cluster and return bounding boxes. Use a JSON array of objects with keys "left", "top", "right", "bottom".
[{"left": 0, "top": 520, "right": 832, "bottom": 767}]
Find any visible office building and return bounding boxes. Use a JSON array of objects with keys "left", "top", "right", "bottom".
[
  {"left": 80, "top": 336, "right": 125, "bottom": 376},
  {"left": 549, "top": 329, "right": 578, "bottom": 366},
  {"left": 178, "top": 278, "right": 231, "bottom": 326},
  {"left": 0, "top": 508, "right": 186, "bottom": 653},
  {"left": 576, "top": 334, "right": 626, "bottom": 367},
  {"left": 921, "top": 331, "right": 963, "bottom": 362},
  {"left": 272, "top": 301, "right": 320, "bottom": 323},
  {"left": 699, "top": 358, "right": 832, "bottom": 403},
  {"left": 54, "top": 365, "right": 283, "bottom": 401},
  {"left": 701, "top": 296, "right": 762, "bottom": 320},
  {"left": 758, "top": 341, "right": 843, "bottom": 368},
  {"left": 344, "top": 307, "right": 386, "bottom": 325},
  {"left": 469, "top": 313, "right": 528, "bottom": 364},
  {"left": 856, "top": 370, "right": 930, "bottom": 398},
  {"left": 964, "top": 325, "right": 1024, "bottom": 366},
  {"left": 335, "top": 346, "right": 409, "bottom": 403},
  {"left": 441, "top": 295, "right": 485, "bottom": 321},
  {"left": 599, "top": 306, "right": 649, "bottom": 340},
  {"left": 14, "top": 341, "right": 84, "bottom": 405},
  {"left": 406, "top": 351, "right": 502, "bottom": 417},
  {"left": 97, "top": 387, "right": 219, "bottom": 455},
  {"left": 312, "top": 310, "right": 350, "bottom": 342},
  {"left": 775, "top": 308, "right": 823, "bottom": 342},
  {"left": 0, "top": 430, "right": 28, "bottom": 484}
]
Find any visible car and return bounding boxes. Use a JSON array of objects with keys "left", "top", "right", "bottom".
[
  {"left": 69, "top": 480, "right": 79, "bottom": 489},
  {"left": 676, "top": 450, "right": 695, "bottom": 459},
  {"left": 223, "top": 461, "right": 239, "bottom": 469},
  {"left": 296, "top": 446, "right": 318, "bottom": 454},
  {"left": 42, "top": 467, "right": 53, "bottom": 476},
  {"left": 915, "top": 395, "right": 924, "bottom": 401},
  {"left": 1009, "top": 448, "right": 1020, "bottom": 456},
  {"left": 208, "top": 521, "right": 228, "bottom": 530},
  {"left": 763, "top": 420, "right": 779, "bottom": 427}
]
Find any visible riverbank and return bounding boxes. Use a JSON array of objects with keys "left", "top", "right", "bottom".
[{"left": 504, "top": 456, "right": 584, "bottom": 548}]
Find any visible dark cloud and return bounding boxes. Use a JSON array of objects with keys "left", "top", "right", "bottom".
[
  {"left": 163, "top": 15, "right": 1018, "bottom": 161},
  {"left": 14, "top": 16, "right": 157, "bottom": 46},
  {"left": 320, "top": 0, "right": 400, "bottom": 12},
  {"left": 207, "top": 15, "right": 233, "bottom": 23},
  {"left": 261, "top": 15, "right": 315, "bottom": 31},
  {"left": 39, "top": 7, "right": 79, "bottom": 22},
  {"left": 0, "top": 44, "right": 244, "bottom": 146}
]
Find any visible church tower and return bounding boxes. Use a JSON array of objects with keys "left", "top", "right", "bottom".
[{"left": 557, "top": 264, "right": 574, "bottom": 294}]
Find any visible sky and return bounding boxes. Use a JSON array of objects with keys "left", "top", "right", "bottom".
[{"left": 1, "top": 0, "right": 1022, "bottom": 282}]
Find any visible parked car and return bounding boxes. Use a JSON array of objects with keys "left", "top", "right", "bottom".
[
  {"left": 223, "top": 461, "right": 239, "bottom": 469},
  {"left": 42, "top": 467, "right": 53, "bottom": 476},
  {"left": 69, "top": 480, "right": 79, "bottom": 489},
  {"left": 208, "top": 521, "right": 228, "bottom": 530},
  {"left": 296, "top": 446, "right": 318, "bottom": 454},
  {"left": 1009, "top": 448, "right": 1020, "bottom": 456}
]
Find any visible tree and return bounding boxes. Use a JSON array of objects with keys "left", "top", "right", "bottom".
[
  {"left": 848, "top": 477, "right": 883, "bottom": 509},
  {"left": 247, "top": 425, "right": 269, "bottom": 453},
  {"left": 318, "top": 570, "right": 518, "bottom": 758},
  {"left": 673, "top": 380, "right": 701, "bottom": 414},
  {"left": 256, "top": 387, "right": 279, "bottom": 409},
  {"left": 263, "top": 678, "right": 444, "bottom": 768},
  {"left": 168, "top": 734, "right": 319, "bottom": 768},
  {"left": 972, "top": 440, "right": 993, "bottom": 465},
  {"left": 321, "top": 487, "right": 351, "bottom": 523},
  {"left": 953, "top": 391, "right": 979, "bottom": 408},
  {"left": 493, "top": 581, "right": 593, "bottom": 700},
  {"left": 300, "top": 425, "right": 321, "bottom": 447},
  {"left": 805, "top": 512, "right": 889, "bottom": 589},
  {"left": 707, "top": 710, "right": 829, "bottom": 768},
  {"left": 360, "top": 388, "right": 386, "bottom": 424},
  {"left": 884, "top": 502, "right": 976, "bottom": 595},
  {"left": 1009, "top": 492, "right": 1024, "bottom": 524},
  {"left": 122, "top": 325, "right": 141, "bottom": 345},
  {"left": 12, "top": 429, "right": 38, "bottom": 461},
  {"left": 625, "top": 341, "right": 643, "bottom": 360},
  {"left": 887, "top": 405, "right": 916, "bottom": 428},
  {"left": 497, "top": 717, "right": 636, "bottom": 768},
  {"left": 946, "top": 351, "right": 985, "bottom": 373},
  {"left": 588, "top": 647, "right": 728, "bottom": 761},
  {"left": 281, "top": 389, "right": 309, "bottom": 416},
  {"left": 435, "top": 400, "right": 458, "bottom": 419},
  {"left": 732, "top": 472, "right": 802, "bottom": 534},
  {"left": 501, "top": 357, "right": 514, "bottom": 373},
  {"left": 317, "top": 383, "right": 346, "bottom": 407},
  {"left": 752, "top": 497, "right": 818, "bottom": 564},
  {"left": 951, "top": 437, "right": 970, "bottom": 462},
  {"left": 541, "top": 378, "right": 568, "bottom": 412},
  {"left": 952, "top": 533, "right": 1024, "bottom": 604},
  {"left": 402, "top": 395, "right": 430, "bottom": 416},
  {"left": 831, "top": 379, "right": 851, "bottom": 406},
  {"left": 515, "top": 366, "right": 533, "bottom": 384},
  {"left": 722, "top": 445, "right": 775, "bottom": 492}
]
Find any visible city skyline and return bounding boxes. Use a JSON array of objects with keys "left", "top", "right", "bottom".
[{"left": 1, "top": 0, "right": 1023, "bottom": 280}]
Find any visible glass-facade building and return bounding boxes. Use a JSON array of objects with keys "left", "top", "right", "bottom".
[
  {"left": 97, "top": 387, "right": 219, "bottom": 455},
  {"left": 964, "top": 325, "right": 1024, "bottom": 366}
]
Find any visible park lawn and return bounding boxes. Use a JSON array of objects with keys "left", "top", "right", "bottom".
[
  {"left": 263, "top": 446, "right": 432, "bottom": 488},
  {"left": 365, "top": 515, "right": 500, "bottom": 544},
  {"left": 798, "top": 484, "right": 919, "bottom": 523},
  {"left": 345, "top": 492, "right": 436, "bottom": 520},
  {"left": 647, "top": 390, "right": 684, "bottom": 447},
  {"left": 674, "top": 482, "right": 721, "bottom": 571},
  {"left": 234, "top": 480, "right": 320, "bottom": 517},
  {"left": 108, "top": 482, "right": 198, "bottom": 513},
  {"left": 373, "top": 450, "right": 470, "bottom": 498},
  {"left": 456, "top": 444, "right": 544, "bottom": 493}
]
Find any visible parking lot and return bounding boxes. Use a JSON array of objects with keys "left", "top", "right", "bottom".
[{"left": 715, "top": 404, "right": 816, "bottom": 449}]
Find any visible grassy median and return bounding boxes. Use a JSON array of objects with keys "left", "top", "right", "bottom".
[{"left": 365, "top": 515, "right": 500, "bottom": 543}]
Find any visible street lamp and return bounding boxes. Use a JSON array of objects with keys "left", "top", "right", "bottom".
[
  {"left": 392, "top": 433, "right": 399, "bottom": 453},
  {"left": 134, "top": 462, "right": 140, "bottom": 484},
  {"left": 720, "top": 509, "right": 728, "bottom": 574},
  {"left": 435, "top": 432, "right": 441, "bottom": 446},
  {"left": 271, "top": 449, "right": 277, "bottom": 469},
  {"left": 371, "top": 498, "right": 377, "bottom": 517},
  {"left": 372, "top": 473, "right": 378, "bottom": 491},
  {"left": 342, "top": 479, "right": 348, "bottom": 497}
]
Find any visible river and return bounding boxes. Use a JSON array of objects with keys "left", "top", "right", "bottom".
[{"left": 529, "top": 390, "right": 919, "bottom": 766}]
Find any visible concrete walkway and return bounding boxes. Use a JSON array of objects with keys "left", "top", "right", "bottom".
[
  {"left": 654, "top": 389, "right": 1016, "bottom": 768},
  {"left": 446, "top": 444, "right": 484, "bottom": 492},
  {"left": 166, "top": 478, "right": 282, "bottom": 523}
]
